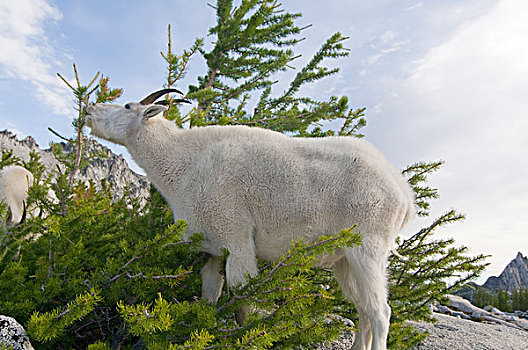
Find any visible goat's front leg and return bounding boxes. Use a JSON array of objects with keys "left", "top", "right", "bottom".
[
  {"left": 201, "top": 256, "right": 224, "bottom": 303},
  {"left": 225, "top": 244, "right": 259, "bottom": 325}
]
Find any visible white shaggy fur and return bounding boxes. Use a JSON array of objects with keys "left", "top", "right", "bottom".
[
  {"left": 0, "top": 165, "right": 33, "bottom": 226},
  {"left": 86, "top": 99, "right": 415, "bottom": 350}
]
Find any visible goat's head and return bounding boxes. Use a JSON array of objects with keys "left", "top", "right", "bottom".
[{"left": 85, "top": 88, "right": 189, "bottom": 145}]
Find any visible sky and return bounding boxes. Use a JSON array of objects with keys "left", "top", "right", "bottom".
[{"left": 0, "top": 0, "right": 527, "bottom": 283}]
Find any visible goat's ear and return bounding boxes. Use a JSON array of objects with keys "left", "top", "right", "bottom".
[{"left": 143, "top": 105, "right": 167, "bottom": 120}]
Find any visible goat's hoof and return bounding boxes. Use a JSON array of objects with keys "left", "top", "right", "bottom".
[{"left": 235, "top": 305, "right": 252, "bottom": 325}]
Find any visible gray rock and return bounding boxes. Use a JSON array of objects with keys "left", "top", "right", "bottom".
[
  {"left": 0, "top": 131, "right": 58, "bottom": 175},
  {"left": 490, "top": 307, "right": 504, "bottom": 316},
  {"left": 447, "top": 294, "right": 492, "bottom": 317},
  {"left": 514, "top": 310, "right": 528, "bottom": 319},
  {"left": 0, "top": 315, "right": 34, "bottom": 350},
  {"left": 483, "top": 305, "right": 494, "bottom": 312},
  {"left": 432, "top": 295, "right": 528, "bottom": 333},
  {"left": 310, "top": 330, "right": 356, "bottom": 350},
  {"left": 515, "top": 318, "right": 528, "bottom": 331},
  {"left": 434, "top": 304, "right": 472, "bottom": 320}
]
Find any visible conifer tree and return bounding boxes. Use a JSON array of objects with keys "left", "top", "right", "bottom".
[
  {"left": 512, "top": 288, "right": 528, "bottom": 311},
  {"left": 386, "top": 161, "right": 488, "bottom": 347},
  {"left": 473, "top": 287, "right": 497, "bottom": 308},
  {"left": 162, "top": 0, "right": 366, "bottom": 136}
]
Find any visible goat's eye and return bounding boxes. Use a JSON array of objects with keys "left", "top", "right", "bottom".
[{"left": 124, "top": 103, "right": 131, "bottom": 110}]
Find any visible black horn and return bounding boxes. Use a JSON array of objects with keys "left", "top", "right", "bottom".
[
  {"left": 139, "top": 88, "right": 184, "bottom": 105},
  {"left": 155, "top": 98, "right": 192, "bottom": 106}
]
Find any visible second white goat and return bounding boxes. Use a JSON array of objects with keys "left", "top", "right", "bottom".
[{"left": 0, "top": 165, "right": 33, "bottom": 226}]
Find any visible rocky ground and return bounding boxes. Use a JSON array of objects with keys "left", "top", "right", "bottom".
[
  {"left": 410, "top": 312, "right": 528, "bottom": 350},
  {"left": 313, "top": 293, "right": 528, "bottom": 350},
  {"left": 313, "top": 312, "right": 528, "bottom": 350}
]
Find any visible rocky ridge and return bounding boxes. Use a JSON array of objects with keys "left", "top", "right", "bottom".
[{"left": 0, "top": 129, "right": 150, "bottom": 202}]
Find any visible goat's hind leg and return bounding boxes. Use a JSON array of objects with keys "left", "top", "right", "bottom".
[
  {"left": 334, "top": 256, "right": 372, "bottom": 350},
  {"left": 345, "top": 248, "right": 391, "bottom": 350}
]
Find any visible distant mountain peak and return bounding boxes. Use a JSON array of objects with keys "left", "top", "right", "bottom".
[{"left": 482, "top": 252, "right": 528, "bottom": 292}]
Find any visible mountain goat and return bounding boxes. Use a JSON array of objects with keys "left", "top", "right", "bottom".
[
  {"left": 86, "top": 89, "right": 415, "bottom": 350},
  {"left": 0, "top": 165, "right": 33, "bottom": 226}
]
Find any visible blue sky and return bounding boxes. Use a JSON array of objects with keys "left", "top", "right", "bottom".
[{"left": 1, "top": 0, "right": 527, "bottom": 283}]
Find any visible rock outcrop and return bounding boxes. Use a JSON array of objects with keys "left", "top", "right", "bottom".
[
  {"left": 0, "top": 130, "right": 150, "bottom": 202},
  {"left": 0, "top": 315, "right": 34, "bottom": 350},
  {"left": 434, "top": 294, "right": 528, "bottom": 331}
]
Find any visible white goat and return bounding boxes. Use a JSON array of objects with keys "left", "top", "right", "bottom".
[
  {"left": 86, "top": 89, "right": 415, "bottom": 350},
  {"left": 0, "top": 165, "right": 33, "bottom": 226}
]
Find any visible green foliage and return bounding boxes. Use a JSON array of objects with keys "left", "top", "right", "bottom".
[
  {"left": 497, "top": 288, "right": 510, "bottom": 312},
  {"left": 162, "top": 0, "right": 364, "bottom": 137},
  {"left": 385, "top": 161, "right": 489, "bottom": 346},
  {"left": 117, "top": 229, "right": 360, "bottom": 349},
  {"left": 472, "top": 286, "right": 528, "bottom": 312},
  {"left": 0, "top": 149, "right": 17, "bottom": 168},
  {"left": 387, "top": 323, "right": 428, "bottom": 350},
  {"left": 472, "top": 286, "right": 496, "bottom": 308},
  {"left": 160, "top": 24, "right": 203, "bottom": 126},
  {"left": 28, "top": 289, "right": 102, "bottom": 342},
  {"left": 402, "top": 161, "right": 443, "bottom": 217},
  {"left": 87, "top": 341, "right": 110, "bottom": 350},
  {"left": 512, "top": 288, "right": 528, "bottom": 311},
  {"left": 0, "top": 166, "right": 204, "bottom": 348},
  {"left": 95, "top": 76, "right": 123, "bottom": 104},
  {"left": 54, "top": 64, "right": 123, "bottom": 185}
]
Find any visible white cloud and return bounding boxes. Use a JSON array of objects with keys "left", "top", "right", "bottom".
[
  {"left": 383, "top": 0, "right": 528, "bottom": 281},
  {"left": 365, "top": 30, "right": 410, "bottom": 66},
  {"left": 0, "top": 0, "right": 71, "bottom": 116},
  {"left": 0, "top": 118, "right": 26, "bottom": 138},
  {"left": 406, "top": 2, "right": 423, "bottom": 11},
  {"left": 379, "top": 30, "right": 397, "bottom": 46}
]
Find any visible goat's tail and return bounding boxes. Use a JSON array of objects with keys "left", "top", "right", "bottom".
[
  {"left": 392, "top": 195, "right": 416, "bottom": 261},
  {"left": 402, "top": 196, "right": 416, "bottom": 229}
]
